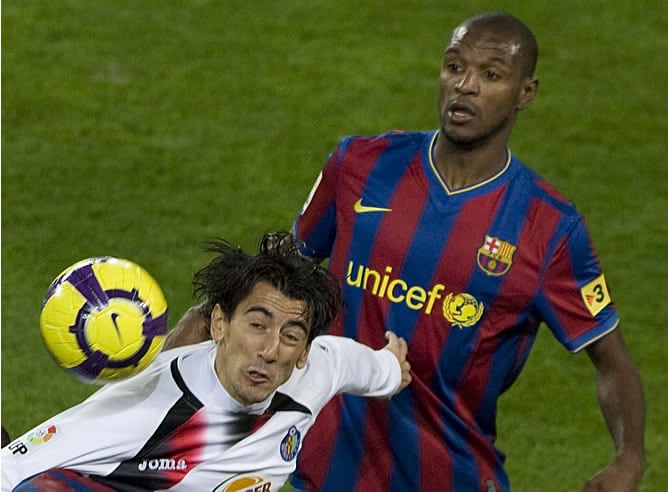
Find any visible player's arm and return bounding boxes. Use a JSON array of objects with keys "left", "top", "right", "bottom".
[
  {"left": 292, "top": 138, "right": 351, "bottom": 259},
  {"left": 2, "top": 414, "right": 112, "bottom": 490},
  {"left": 537, "top": 218, "right": 644, "bottom": 490},
  {"left": 163, "top": 302, "right": 211, "bottom": 350},
  {"left": 316, "top": 332, "right": 411, "bottom": 398},
  {"left": 582, "top": 327, "right": 645, "bottom": 491}
]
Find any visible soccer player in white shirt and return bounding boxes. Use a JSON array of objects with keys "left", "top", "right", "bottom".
[{"left": 2, "top": 231, "right": 411, "bottom": 491}]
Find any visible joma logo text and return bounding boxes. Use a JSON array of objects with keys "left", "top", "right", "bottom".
[{"left": 138, "top": 458, "right": 187, "bottom": 471}]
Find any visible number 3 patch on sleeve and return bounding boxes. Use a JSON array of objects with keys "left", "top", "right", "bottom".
[{"left": 580, "top": 274, "right": 612, "bottom": 316}]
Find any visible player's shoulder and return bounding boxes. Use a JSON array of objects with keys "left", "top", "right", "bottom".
[
  {"left": 276, "top": 336, "right": 348, "bottom": 406},
  {"left": 303, "top": 335, "right": 339, "bottom": 367},
  {"left": 510, "top": 155, "right": 581, "bottom": 217},
  {"left": 337, "top": 129, "right": 432, "bottom": 152},
  {"left": 291, "top": 336, "right": 354, "bottom": 376},
  {"left": 310, "top": 334, "right": 358, "bottom": 354},
  {"left": 154, "top": 340, "right": 213, "bottom": 365},
  {"left": 110, "top": 341, "right": 213, "bottom": 387}
]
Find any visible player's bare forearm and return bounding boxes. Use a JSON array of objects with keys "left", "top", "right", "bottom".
[
  {"left": 583, "top": 328, "right": 645, "bottom": 491},
  {"left": 163, "top": 303, "right": 211, "bottom": 350}
]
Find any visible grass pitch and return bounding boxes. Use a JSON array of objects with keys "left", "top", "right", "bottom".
[{"left": 2, "top": 1, "right": 666, "bottom": 490}]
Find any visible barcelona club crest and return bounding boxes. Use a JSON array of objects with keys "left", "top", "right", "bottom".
[{"left": 477, "top": 235, "right": 516, "bottom": 276}]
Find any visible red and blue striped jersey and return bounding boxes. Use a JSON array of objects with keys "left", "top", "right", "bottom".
[{"left": 291, "top": 130, "right": 618, "bottom": 492}]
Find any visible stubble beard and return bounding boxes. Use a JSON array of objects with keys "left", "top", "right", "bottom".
[{"left": 441, "top": 114, "right": 514, "bottom": 151}]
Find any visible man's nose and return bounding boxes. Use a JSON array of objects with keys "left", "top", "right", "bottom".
[
  {"left": 455, "top": 70, "right": 479, "bottom": 94},
  {"left": 260, "top": 332, "right": 280, "bottom": 362}
]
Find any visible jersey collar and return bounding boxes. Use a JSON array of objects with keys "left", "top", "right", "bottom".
[{"left": 427, "top": 130, "right": 512, "bottom": 196}]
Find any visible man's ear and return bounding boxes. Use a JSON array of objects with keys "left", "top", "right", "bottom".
[
  {"left": 210, "top": 304, "right": 226, "bottom": 342},
  {"left": 295, "top": 343, "right": 311, "bottom": 370},
  {"left": 517, "top": 77, "right": 539, "bottom": 111}
]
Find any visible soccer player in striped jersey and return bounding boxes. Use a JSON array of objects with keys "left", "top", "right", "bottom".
[
  {"left": 289, "top": 11, "right": 645, "bottom": 492},
  {"left": 1, "top": 232, "right": 411, "bottom": 491}
]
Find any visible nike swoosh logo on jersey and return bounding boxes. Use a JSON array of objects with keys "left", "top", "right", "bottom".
[{"left": 354, "top": 198, "right": 392, "bottom": 213}]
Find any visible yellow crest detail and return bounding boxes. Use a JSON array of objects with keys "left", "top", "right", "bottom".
[
  {"left": 580, "top": 274, "right": 612, "bottom": 317},
  {"left": 442, "top": 293, "right": 484, "bottom": 328}
]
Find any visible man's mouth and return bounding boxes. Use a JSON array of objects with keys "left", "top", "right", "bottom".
[
  {"left": 448, "top": 101, "right": 476, "bottom": 123},
  {"left": 246, "top": 368, "right": 271, "bottom": 384}
]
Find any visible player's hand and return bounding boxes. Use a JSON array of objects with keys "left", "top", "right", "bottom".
[
  {"left": 163, "top": 303, "right": 211, "bottom": 350},
  {"left": 383, "top": 331, "right": 412, "bottom": 391},
  {"left": 582, "top": 454, "right": 644, "bottom": 491}
]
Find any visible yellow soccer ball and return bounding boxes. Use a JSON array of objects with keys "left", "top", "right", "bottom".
[{"left": 39, "top": 257, "right": 168, "bottom": 383}]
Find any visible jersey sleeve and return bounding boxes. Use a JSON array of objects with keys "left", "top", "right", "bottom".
[
  {"left": 536, "top": 217, "right": 619, "bottom": 352},
  {"left": 292, "top": 138, "right": 351, "bottom": 258},
  {"left": 1, "top": 396, "right": 129, "bottom": 490},
  {"left": 311, "top": 335, "right": 402, "bottom": 398},
  {"left": 1, "top": 356, "right": 178, "bottom": 490}
]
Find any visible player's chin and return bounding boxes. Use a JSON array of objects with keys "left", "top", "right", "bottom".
[
  {"left": 239, "top": 379, "right": 276, "bottom": 404},
  {"left": 442, "top": 126, "right": 480, "bottom": 146},
  {"left": 242, "top": 387, "right": 274, "bottom": 406}
]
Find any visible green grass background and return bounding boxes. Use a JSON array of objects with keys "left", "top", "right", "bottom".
[{"left": 2, "top": 1, "right": 666, "bottom": 490}]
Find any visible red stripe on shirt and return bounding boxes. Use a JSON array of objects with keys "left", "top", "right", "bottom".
[
  {"left": 411, "top": 186, "right": 505, "bottom": 490},
  {"left": 457, "top": 195, "right": 561, "bottom": 481}
]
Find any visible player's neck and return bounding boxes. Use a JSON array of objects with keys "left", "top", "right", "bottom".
[{"left": 433, "top": 132, "right": 510, "bottom": 190}]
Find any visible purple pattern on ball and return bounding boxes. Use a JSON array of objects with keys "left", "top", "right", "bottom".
[{"left": 68, "top": 261, "right": 110, "bottom": 309}]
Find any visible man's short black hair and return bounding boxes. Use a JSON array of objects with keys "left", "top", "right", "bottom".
[
  {"left": 193, "top": 231, "right": 341, "bottom": 344},
  {"left": 463, "top": 11, "right": 539, "bottom": 78}
]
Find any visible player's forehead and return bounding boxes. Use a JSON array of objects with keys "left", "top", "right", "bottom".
[
  {"left": 446, "top": 24, "right": 521, "bottom": 62},
  {"left": 236, "top": 282, "right": 309, "bottom": 324}
]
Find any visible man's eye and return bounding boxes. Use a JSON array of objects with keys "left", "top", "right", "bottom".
[
  {"left": 446, "top": 62, "right": 461, "bottom": 72},
  {"left": 282, "top": 332, "right": 303, "bottom": 344},
  {"left": 485, "top": 70, "right": 499, "bottom": 80}
]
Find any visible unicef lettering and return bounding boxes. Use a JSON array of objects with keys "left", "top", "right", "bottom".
[
  {"left": 346, "top": 261, "right": 445, "bottom": 314},
  {"left": 346, "top": 260, "right": 483, "bottom": 327},
  {"left": 137, "top": 458, "right": 187, "bottom": 471}
]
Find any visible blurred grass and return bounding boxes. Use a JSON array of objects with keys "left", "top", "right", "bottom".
[{"left": 2, "top": 1, "right": 666, "bottom": 490}]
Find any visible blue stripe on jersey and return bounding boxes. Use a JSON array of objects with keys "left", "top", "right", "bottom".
[
  {"left": 322, "top": 394, "right": 368, "bottom": 490},
  {"left": 313, "top": 138, "right": 359, "bottom": 257},
  {"left": 296, "top": 136, "right": 356, "bottom": 258},
  {"left": 323, "top": 134, "right": 423, "bottom": 488},
  {"left": 388, "top": 389, "right": 420, "bottom": 491},
  {"left": 341, "top": 134, "right": 422, "bottom": 341},
  {"left": 384, "top": 188, "right": 463, "bottom": 486},
  {"left": 442, "top": 164, "right": 535, "bottom": 490}
]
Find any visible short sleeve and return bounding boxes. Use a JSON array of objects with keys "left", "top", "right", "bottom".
[{"left": 535, "top": 218, "right": 619, "bottom": 352}]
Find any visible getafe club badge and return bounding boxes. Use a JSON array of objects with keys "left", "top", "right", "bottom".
[
  {"left": 280, "top": 426, "right": 301, "bottom": 462},
  {"left": 477, "top": 235, "right": 516, "bottom": 276}
]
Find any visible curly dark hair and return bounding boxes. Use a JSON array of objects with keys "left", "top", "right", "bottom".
[{"left": 193, "top": 231, "right": 341, "bottom": 344}]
